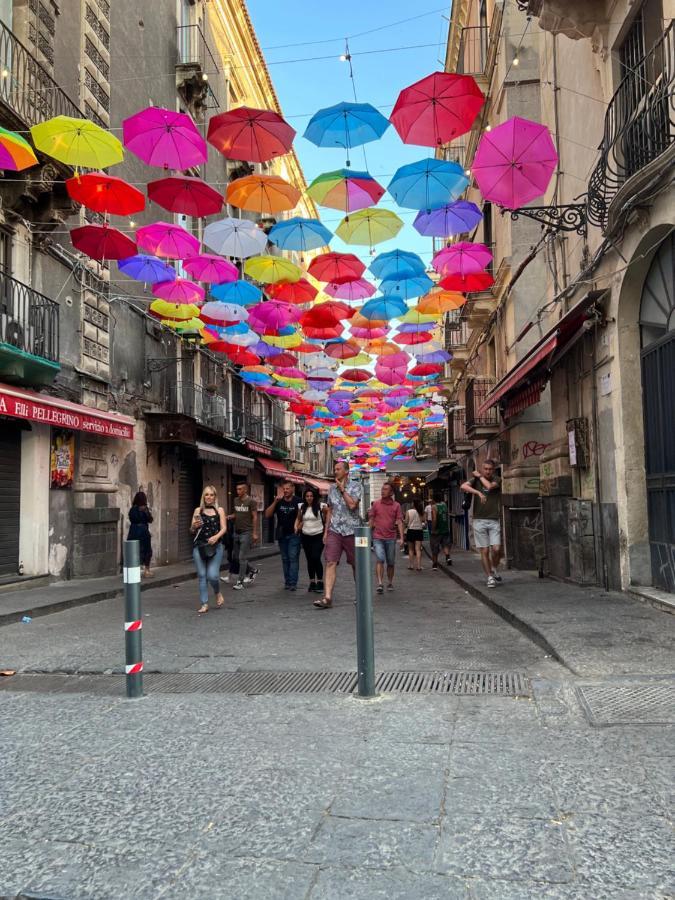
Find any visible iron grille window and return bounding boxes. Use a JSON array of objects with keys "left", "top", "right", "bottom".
[
  {"left": 95, "top": 0, "right": 110, "bottom": 18},
  {"left": 38, "top": 3, "right": 55, "bottom": 36},
  {"left": 85, "top": 36, "right": 109, "bottom": 79},
  {"left": 620, "top": 9, "right": 646, "bottom": 110},
  {"left": 85, "top": 101, "right": 106, "bottom": 128},
  {"left": 86, "top": 4, "right": 110, "bottom": 50},
  {"left": 84, "top": 68, "right": 110, "bottom": 111}
]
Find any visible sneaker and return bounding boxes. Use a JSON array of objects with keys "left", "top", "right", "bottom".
[
  {"left": 445, "top": 556, "right": 452, "bottom": 566},
  {"left": 243, "top": 576, "right": 254, "bottom": 585},
  {"left": 376, "top": 584, "right": 384, "bottom": 594},
  {"left": 492, "top": 571, "right": 502, "bottom": 582},
  {"left": 233, "top": 581, "right": 245, "bottom": 591},
  {"left": 248, "top": 568, "right": 260, "bottom": 581},
  {"left": 220, "top": 574, "right": 230, "bottom": 583},
  {"left": 316, "top": 581, "right": 324, "bottom": 593},
  {"left": 432, "top": 565, "right": 438, "bottom": 571},
  {"left": 387, "top": 584, "right": 394, "bottom": 592},
  {"left": 487, "top": 576, "right": 496, "bottom": 588}
]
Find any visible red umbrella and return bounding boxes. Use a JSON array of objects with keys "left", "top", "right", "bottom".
[
  {"left": 289, "top": 401, "right": 316, "bottom": 417},
  {"left": 303, "top": 323, "right": 345, "bottom": 340},
  {"left": 308, "top": 251, "right": 365, "bottom": 284},
  {"left": 394, "top": 331, "right": 434, "bottom": 345},
  {"left": 439, "top": 271, "right": 494, "bottom": 292},
  {"left": 294, "top": 341, "right": 322, "bottom": 354},
  {"left": 410, "top": 363, "right": 443, "bottom": 376},
  {"left": 323, "top": 339, "right": 361, "bottom": 359},
  {"left": 66, "top": 173, "right": 145, "bottom": 215},
  {"left": 266, "top": 279, "right": 318, "bottom": 305},
  {"left": 207, "top": 107, "right": 296, "bottom": 163},
  {"left": 300, "top": 302, "right": 353, "bottom": 329},
  {"left": 209, "top": 342, "right": 260, "bottom": 366},
  {"left": 341, "top": 368, "right": 371, "bottom": 383},
  {"left": 390, "top": 72, "right": 484, "bottom": 147},
  {"left": 70, "top": 224, "right": 137, "bottom": 261},
  {"left": 147, "top": 175, "right": 224, "bottom": 217},
  {"left": 267, "top": 351, "right": 298, "bottom": 367}
]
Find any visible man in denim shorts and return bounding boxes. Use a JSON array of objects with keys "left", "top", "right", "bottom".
[
  {"left": 461, "top": 460, "right": 502, "bottom": 588},
  {"left": 368, "top": 481, "right": 405, "bottom": 594},
  {"left": 315, "top": 460, "right": 362, "bottom": 609}
]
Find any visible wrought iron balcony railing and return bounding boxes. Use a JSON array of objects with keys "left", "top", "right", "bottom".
[
  {"left": 230, "top": 405, "right": 288, "bottom": 453},
  {"left": 0, "top": 20, "right": 81, "bottom": 128},
  {"left": 177, "top": 23, "right": 220, "bottom": 74},
  {"left": 465, "top": 377, "right": 500, "bottom": 432},
  {"left": 588, "top": 20, "right": 675, "bottom": 231},
  {"left": 417, "top": 428, "right": 448, "bottom": 460},
  {"left": 445, "top": 311, "right": 471, "bottom": 350},
  {"left": 448, "top": 408, "right": 469, "bottom": 447},
  {"left": 457, "top": 26, "right": 489, "bottom": 77},
  {"left": 0, "top": 269, "right": 59, "bottom": 362},
  {"left": 167, "top": 381, "right": 228, "bottom": 432}
]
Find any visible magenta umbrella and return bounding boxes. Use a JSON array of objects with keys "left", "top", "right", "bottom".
[
  {"left": 136, "top": 222, "right": 200, "bottom": 259},
  {"left": 376, "top": 351, "right": 410, "bottom": 369},
  {"left": 248, "top": 300, "right": 303, "bottom": 332},
  {"left": 183, "top": 254, "right": 238, "bottom": 284},
  {"left": 122, "top": 107, "right": 207, "bottom": 170},
  {"left": 152, "top": 279, "right": 205, "bottom": 304},
  {"left": 374, "top": 365, "right": 408, "bottom": 386},
  {"left": 472, "top": 116, "right": 558, "bottom": 209},
  {"left": 433, "top": 242, "right": 493, "bottom": 277},
  {"left": 325, "top": 278, "right": 376, "bottom": 301}
]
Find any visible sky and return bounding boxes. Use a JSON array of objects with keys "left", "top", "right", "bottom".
[{"left": 246, "top": 0, "right": 452, "bottom": 270}]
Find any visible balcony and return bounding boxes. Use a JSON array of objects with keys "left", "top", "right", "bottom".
[
  {"left": 445, "top": 311, "right": 471, "bottom": 369},
  {"left": 0, "top": 270, "right": 60, "bottom": 385},
  {"left": 465, "top": 377, "right": 500, "bottom": 438},
  {"left": 448, "top": 408, "right": 473, "bottom": 452},
  {"left": 230, "top": 406, "right": 289, "bottom": 457},
  {"left": 456, "top": 26, "right": 488, "bottom": 77},
  {"left": 167, "top": 380, "right": 227, "bottom": 432},
  {"left": 417, "top": 427, "right": 448, "bottom": 461},
  {"left": 588, "top": 21, "right": 675, "bottom": 233},
  {"left": 176, "top": 24, "right": 220, "bottom": 119}
]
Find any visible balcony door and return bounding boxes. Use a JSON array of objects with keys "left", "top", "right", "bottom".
[{"left": 640, "top": 233, "right": 675, "bottom": 592}]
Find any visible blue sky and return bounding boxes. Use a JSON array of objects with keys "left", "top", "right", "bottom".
[{"left": 246, "top": 1, "right": 451, "bottom": 269}]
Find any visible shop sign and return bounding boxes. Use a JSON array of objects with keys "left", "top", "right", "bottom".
[
  {"left": 245, "top": 439, "right": 272, "bottom": 456},
  {"left": 0, "top": 389, "right": 134, "bottom": 439},
  {"left": 50, "top": 429, "right": 75, "bottom": 489}
]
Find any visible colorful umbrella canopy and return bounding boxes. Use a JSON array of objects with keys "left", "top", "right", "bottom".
[
  {"left": 308, "top": 252, "right": 365, "bottom": 284},
  {"left": 380, "top": 273, "right": 434, "bottom": 300},
  {"left": 360, "top": 295, "right": 408, "bottom": 321},
  {"left": 417, "top": 290, "right": 466, "bottom": 315},
  {"left": 268, "top": 217, "right": 332, "bottom": 252},
  {"left": 147, "top": 175, "right": 223, "bottom": 217},
  {"left": 31, "top": 116, "right": 123, "bottom": 169},
  {"left": 149, "top": 300, "right": 200, "bottom": 321},
  {"left": 70, "top": 224, "right": 137, "bottom": 260},
  {"left": 211, "top": 281, "right": 262, "bottom": 306},
  {"left": 340, "top": 368, "right": 372, "bottom": 383},
  {"left": 304, "top": 101, "right": 389, "bottom": 164},
  {"left": 118, "top": 254, "right": 176, "bottom": 284},
  {"left": 324, "top": 278, "right": 376, "bottom": 301},
  {"left": 267, "top": 279, "right": 318, "bottom": 305},
  {"left": 433, "top": 242, "right": 493, "bottom": 276},
  {"left": 336, "top": 208, "right": 403, "bottom": 246},
  {"left": 374, "top": 365, "right": 408, "bottom": 386},
  {"left": 65, "top": 172, "right": 145, "bottom": 215},
  {"left": 307, "top": 169, "right": 385, "bottom": 212},
  {"left": 122, "top": 107, "right": 206, "bottom": 169},
  {"left": 387, "top": 158, "right": 468, "bottom": 211},
  {"left": 207, "top": 107, "right": 295, "bottom": 162},
  {"left": 248, "top": 300, "right": 302, "bottom": 331},
  {"left": 226, "top": 174, "right": 300, "bottom": 214},
  {"left": 323, "top": 339, "right": 361, "bottom": 360},
  {"left": 413, "top": 200, "right": 483, "bottom": 238},
  {"left": 301, "top": 301, "right": 353, "bottom": 327},
  {"left": 244, "top": 255, "right": 302, "bottom": 284},
  {"left": 200, "top": 301, "right": 248, "bottom": 326},
  {"left": 182, "top": 254, "right": 238, "bottom": 285},
  {"left": 394, "top": 330, "right": 434, "bottom": 345},
  {"left": 0, "top": 126, "right": 37, "bottom": 171},
  {"left": 210, "top": 343, "right": 260, "bottom": 366},
  {"left": 136, "top": 222, "right": 200, "bottom": 259},
  {"left": 370, "top": 249, "right": 426, "bottom": 280},
  {"left": 398, "top": 307, "right": 437, "bottom": 325},
  {"left": 203, "top": 217, "right": 267, "bottom": 259},
  {"left": 152, "top": 279, "right": 205, "bottom": 304},
  {"left": 472, "top": 116, "right": 558, "bottom": 209},
  {"left": 390, "top": 71, "right": 484, "bottom": 146},
  {"left": 439, "top": 271, "right": 495, "bottom": 292}
]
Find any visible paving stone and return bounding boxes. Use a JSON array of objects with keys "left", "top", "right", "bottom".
[
  {"left": 311, "top": 866, "right": 469, "bottom": 899},
  {"left": 158, "top": 856, "right": 319, "bottom": 900},
  {"left": 330, "top": 768, "right": 447, "bottom": 823},
  {"left": 445, "top": 774, "right": 559, "bottom": 819},
  {"left": 468, "top": 877, "right": 669, "bottom": 899},
  {"left": 306, "top": 815, "right": 439, "bottom": 870}
]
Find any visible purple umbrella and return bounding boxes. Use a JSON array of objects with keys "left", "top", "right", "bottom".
[
  {"left": 118, "top": 254, "right": 176, "bottom": 283},
  {"left": 413, "top": 200, "right": 483, "bottom": 238}
]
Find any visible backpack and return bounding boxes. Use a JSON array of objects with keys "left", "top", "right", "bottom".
[{"left": 434, "top": 502, "right": 449, "bottom": 533}]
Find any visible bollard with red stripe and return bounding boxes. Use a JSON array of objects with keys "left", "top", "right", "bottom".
[{"left": 123, "top": 540, "right": 144, "bottom": 698}]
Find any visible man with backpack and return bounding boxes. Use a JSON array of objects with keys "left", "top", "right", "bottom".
[{"left": 430, "top": 492, "right": 452, "bottom": 570}]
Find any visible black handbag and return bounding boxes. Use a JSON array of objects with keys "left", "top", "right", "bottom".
[{"left": 193, "top": 527, "right": 218, "bottom": 560}]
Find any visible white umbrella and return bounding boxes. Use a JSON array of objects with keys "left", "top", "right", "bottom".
[{"left": 203, "top": 217, "right": 267, "bottom": 259}]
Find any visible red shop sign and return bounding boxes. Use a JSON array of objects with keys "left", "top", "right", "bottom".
[{"left": 0, "top": 387, "right": 134, "bottom": 440}]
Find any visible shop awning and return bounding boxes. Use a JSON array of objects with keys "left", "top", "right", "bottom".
[
  {"left": 304, "top": 475, "right": 332, "bottom": 494},
  {"left": 0, "top": 381, "right": 135, "bottom": 439},
  {"left": 196, "top": 442, "right": 253, "bottom": 468},
  {"left": 256, "top": 456, "right": 306, "bottom": 485},
  {"left": 477, "top": 291, "right": 605, "bottom": 418}
]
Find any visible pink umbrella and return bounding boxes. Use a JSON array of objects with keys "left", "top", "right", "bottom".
[
  {"left": 276, "top": 367, "right": 306, "bottom": 380},
  {"left": 136, "top": 222, "right": 200, "bottom": 259},
  {"left": 152, "top": 279, "right": 205, "bottom": 304},
  {"left": 183, "top": 254, "right": 238, "bottom": 284},
  {"left": 265, "top": 386, "right": 299, "bottom": 399},
  {"left": 325, "top": 278, "right": 376, "bottom": 301},
  {"left": 350, "top": 326, "right": 389, "bottom": 340},
  {"left": 472, "top": 116, "right": 558, "bottom": 210},
  {"left": 433, "top": 242, "right": 492, "bottom": 277},
  {"left": 248, "top": 300, "right": 303, "bottom": 331},
  {"left": 122, "top": 107, "right": 207, "bottom": 170},
  {"left": 376, "top": 351, "right": 410, "bottom": 369},
  {"left": 374, "top": 366, "right": 408, "bottom": 386}
]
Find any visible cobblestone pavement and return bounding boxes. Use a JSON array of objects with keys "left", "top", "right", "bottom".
[{"left": 0, "top": 557, "right": 673, "bottom": 899}]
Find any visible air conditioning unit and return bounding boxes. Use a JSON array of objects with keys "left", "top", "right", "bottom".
[{"left": 0, "top": 313, "right": 32, "bottom": 352}]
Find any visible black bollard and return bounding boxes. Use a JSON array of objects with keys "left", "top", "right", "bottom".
[
  {"left": 354, "top": 525, "right": 376, "bottom": 698},
  {"left": 123, "top": 540, "right": 144, "bottom": 699}
]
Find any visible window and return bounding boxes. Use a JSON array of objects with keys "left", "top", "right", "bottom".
[{"left": 0, "top": 229, "right": 12, "bottom": 275}]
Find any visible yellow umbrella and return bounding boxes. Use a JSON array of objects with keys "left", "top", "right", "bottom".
[
  {"left": 260, "top": 332, "right": 303, "bottom": 349},
  {"left": 340, "top": 352, "right": 373, "bottom": 366},
  {"left": 399, "top": 307, "right": 438, "bottom": 325},
  {"left": 244, "top": 255, "right": 303, "bottom": 284},
  {"left": 149, "top": 300, "right": 200, "bottom": 321},
  {"left": 30, "top": 116, "right": 123, "bottom": 169},
  {"left": 335, "top": 208, "right": 403, "bottom": 246}
]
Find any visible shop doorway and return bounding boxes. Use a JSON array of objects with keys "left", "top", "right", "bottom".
[
  {"left": 0, "top": 422, "right": 21, "bottom": 576},
  {"left": 177, "top": 451, "right": 202, "bottom": 560}
]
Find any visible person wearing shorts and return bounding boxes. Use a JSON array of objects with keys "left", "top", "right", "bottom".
[
  {"left": 404, "top": 500, "right": 425, "bottom": 572},
  {"left": 461, "top": 460, "right": 502, "bottom": 588},
  {"left": 368, "top": 481, "right": 404, "bottom": 594},
  {"left": 316, "top": 460, "right": 362, "bottom": 609}
]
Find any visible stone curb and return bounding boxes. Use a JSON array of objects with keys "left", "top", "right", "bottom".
[{"left": 0, "top": 548, "right": 280, "bottom": 628}]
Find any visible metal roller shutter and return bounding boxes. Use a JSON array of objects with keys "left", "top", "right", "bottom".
[{"left": 0, "top": 425, "right": 21, "bottom": 576}]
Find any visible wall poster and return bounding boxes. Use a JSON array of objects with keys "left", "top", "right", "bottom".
[{"left": 50, "top": 429, "right": 75, "bottom": 489}]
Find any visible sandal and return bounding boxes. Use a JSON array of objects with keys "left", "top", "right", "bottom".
[
  {"left": 197, "top": 604, "right": 209, "bottom": 615},
  {"left": 215, "top": 595, "right": 225, "bottom": 608},
  {"left": 313, "top": 597, "right": 332, "bottom": 609}
]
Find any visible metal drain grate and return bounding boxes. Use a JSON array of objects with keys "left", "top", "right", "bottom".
[
  {"left": 0, "top": 670, "right": 530, "bottom": 697},
  {"left": 577, "top": 679, "right": 675, "bottom": 726}
]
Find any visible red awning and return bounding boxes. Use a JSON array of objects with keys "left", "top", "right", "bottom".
[
  {"left": 256, "top": 457, "right": 306, "bottom": 485},
  {"left": 0, "top": 381, "right": 134, "bottom": 439},
  {"left": 304, "top": 476, "right": 332, "bottom": 495},
  {"left": 477, "top": 335, "right": 558, "bottom": 416}
]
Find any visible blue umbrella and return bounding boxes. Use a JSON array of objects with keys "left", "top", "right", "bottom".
[
  {"left": 360, "top": 295, "right": 408, "bottom": 321},
  {"left": 268, "top": 216, "right": 333, "bottom": 252},
  {"left": 413, "top": 200, "right": 483, "bottom": 237},
  {"left": 370, "top": 249, "right": 426, "bottom": 281},
  {"left": 387, "top": 158, "right": 468, "bottom": 211},
  {"left": 211, "top": 280, "right": 262, "bottom": 306},
  {"left": 380, "top": 273, "right": 434, "bottom": 300},
  {"left": 118, "top": 254, "right": 175, "bottom": 283},
  {"left": 304, "top": 101, "right": 390, "bottom": 165}
]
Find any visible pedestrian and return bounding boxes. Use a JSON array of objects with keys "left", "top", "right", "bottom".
[
  {"left": 265, "top": 480, "right": 301, "bottom": 591},
  {"left": 368, "top": 481, "right": 405, "bottom": 593},
  {"left": 227, "top": 482, "right": 259, "bottom": 591},
  {"left": 315, "top": 459, "right": 362, "bottom": 609},
  {"left": 295, "top": 486, "right": 326, "bottom": 595},
  {"left": 424, "top": 497, "right": 433, "bottom": 531},
  {"left": 461, "top": 459, "right": 503, "bottom": 588},
  {"left": 404, "top": 499, "right": 425, "bottom": 572},
  {"left": 127, "top": 491, "right": 153, "bottom": 578},
  {"left": 430, "top": 492, "right": 452, "bottom": 570},
  {"left": 190, "top": 485, "right": 226, "bottom": 614}
]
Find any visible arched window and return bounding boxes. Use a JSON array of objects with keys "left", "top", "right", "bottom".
[{"left": 639, "top": 233, "right": 675, "bottom": 348}]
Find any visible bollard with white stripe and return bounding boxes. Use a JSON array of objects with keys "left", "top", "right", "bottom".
[
  {"left": 123, "top": 540, "right": 143, "bottom": 698},
  {"left": 354, "top": 525, "right": 376, "bottom": 698}
]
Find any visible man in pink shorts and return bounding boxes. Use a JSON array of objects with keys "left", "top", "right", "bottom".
[{"left": 314, "top": 459, "right": 362, "bottom": 609}]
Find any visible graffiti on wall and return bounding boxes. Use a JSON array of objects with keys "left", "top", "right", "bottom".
[{"left": 512, "top": 440, "right": 550, "bottom": 462}]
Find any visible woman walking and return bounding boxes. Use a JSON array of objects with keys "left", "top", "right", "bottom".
[
  {"left": 404, "top": 499, "right": 425, "bottom": 572},
  {"left": 296, "top": 487, "right": 325, "bottom": 595},
  {"left": 127, "top": 491, "right": 153, "bottom": 578},
  {"left": 190, "top": 485, "right": 226, "bottom": 615}
]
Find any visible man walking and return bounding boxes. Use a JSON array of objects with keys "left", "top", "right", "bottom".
[
  {"left": 265, "top": 480, "right": 301, "bottom": 591},
  {"left": 461, "top": 460, "right": 502, "bottom": 588},
  {"left": 368, "top": 481, "right": 404, "bottom": 593},
  {"left": 315, "top": 460, "right": 362, "bottom": 609},
  {"left": 228, "top": 482, "right": 259, "bottom": 591},
  {"left": 430, "top": 492, "right": 452, "bottom": 570}
]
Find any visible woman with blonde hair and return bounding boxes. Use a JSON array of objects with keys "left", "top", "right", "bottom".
[{"left": 190, "top": 485, "right": 226, "bottom": 614}]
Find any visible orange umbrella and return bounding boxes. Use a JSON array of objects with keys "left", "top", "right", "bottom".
[
  {"left": 417, "top": 290, "right": 466, "bottom": 316},
  {"left": 226, "top": 174, "right": 300, "bottom": 214}
]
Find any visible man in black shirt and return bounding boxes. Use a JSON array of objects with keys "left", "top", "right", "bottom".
[{"left": 264, "top": 479, "right": 301, "bottom": 591}]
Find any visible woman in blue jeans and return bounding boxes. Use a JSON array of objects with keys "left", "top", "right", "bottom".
[{"left": 190, "top": 485, "right": 226, "bottom": 615}]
